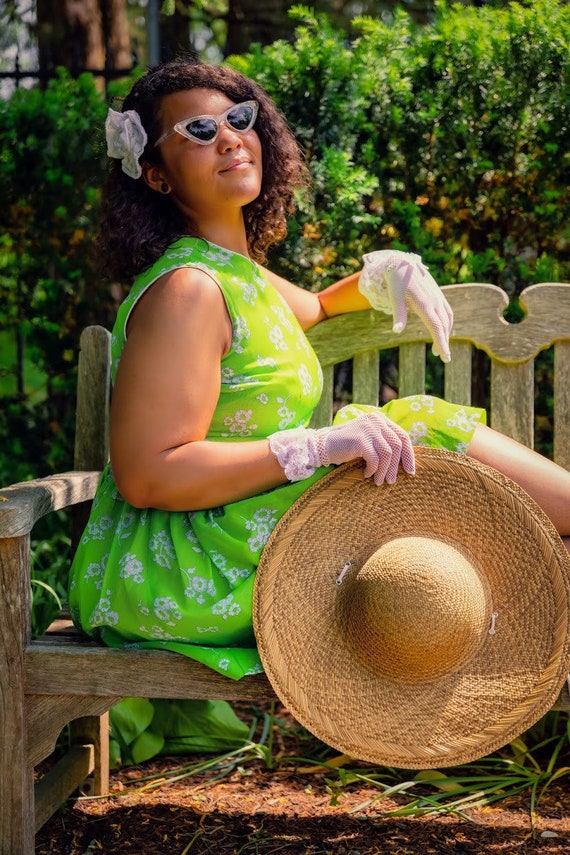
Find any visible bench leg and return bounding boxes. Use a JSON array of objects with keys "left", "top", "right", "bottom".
[
  {"left": 0, "top": 755, "right": 35, "bottom": 855},
  {"left": 0, "top": 535, "right": 35, "bottom": 854},
  {"left": 33, "top": 714, "right": 110, "bottom": 835},
  {"left": 0, "top": 644, "right": 35, "bottom": 854},
  {"left": 70, "top": 712, "right": 110, "bottom": 796}
]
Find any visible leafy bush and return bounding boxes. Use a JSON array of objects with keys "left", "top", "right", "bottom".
[
  {"left": 2, "top": 3, "right": 568, "bottom": 485},
  {"left": 1, "top": 1, "right": 567, "bottom": 765},
  {"left": 230, "top": 1, "right": 570, "bottom": 294},
  {"left": 0, "top": 70, "right": 114, "bottom": 483}
]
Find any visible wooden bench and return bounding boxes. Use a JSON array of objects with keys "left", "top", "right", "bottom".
[{"left": 2, "top": 281, "right": 570, "bottom": 854}]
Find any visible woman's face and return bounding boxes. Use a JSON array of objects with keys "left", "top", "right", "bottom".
[{"left": 148, "top": 87, "right": 263, "bottom": 228}]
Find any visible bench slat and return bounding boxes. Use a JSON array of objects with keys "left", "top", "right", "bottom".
[
  {"left": 3, "top": 281, "right": 570, "bottom": 850},
  {"left": 554, "top": 342, "right": 570, "bottom": 470},
  {"left": 399, "top": 342, "right": 426, "bottom": 398},
  {"left": 25, "top": 642, "right": 276, "bottom": 701},
  {"left": 444, "top": 342, "right": 472, "bottom": 406},
  {"left": 353, "top": 350, "right": 380, "bottom": 407},
  {"left": 490, "top": 361, "right": 534, "bottom": 446}
]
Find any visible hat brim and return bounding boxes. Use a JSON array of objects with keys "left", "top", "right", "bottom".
[{"left": 253, "top": 448, "right": 570, "bottom": 768}]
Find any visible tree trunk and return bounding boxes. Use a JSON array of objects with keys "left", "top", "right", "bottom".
[
  {"left": 101, "top": 0, "right": 131, "bottom": 70},
  {"left": 36, "top": 0, "right": 105, "bottom": 76},
  {"left": 159, "top": 4, "right": 191, "bottom": 62},
  {"left": 226, "top": 0, "right": 296, "bottom": 56},
  {"left": 35, "top": 0, "right": 131, "bottom": 87}
]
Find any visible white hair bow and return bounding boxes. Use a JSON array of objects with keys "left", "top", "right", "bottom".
[{"left": 105, "top": 108, "right": 148, "bottom": 179}]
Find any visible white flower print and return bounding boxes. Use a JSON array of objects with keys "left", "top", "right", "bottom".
[
  {"left": 221, "top": 366, "right": 248, "bottom": 389},
  {"left": 257, "top": 355, "right": 277, "bottom": 368},
  {"left": 82, "top": 515, "right": 114, "bottom": 543},
  {"left": 224, "top": 566, "right": 252, "bottom": 585},
  {"left": 183, "top": 525, "right": 205, "bottom": 553},
  {"left": 150, "top": 530, "right": 176, "bottom": 568},
  {"left": 83, "top": 554, "right": 108, "bottom": 590},
  {"left": 276, "top": 396, "right": 296, "bottom": 430},
  {"left": 232, "top": 317, "right": 251, "bottom": 354},
  {"left": 296, "top": 332, "right": 316, "bottom": 359},
  {"left": 297, "top": 363, "right": 314, "bottom": 396},
  {"left": 210, "top": 546, "right": 252, "bottom": 586},
  {"left": 153, "top": 596, "right": 182, "bottom": 626},
  {"left": 116, "top": 511, "right": 136, "bottom": 540},
  {"left": 138, "top": 601, "right": 150, "bottom": 615},
  {"left": 119, "top": 552, "right": 145, "bottom": 584},
  {"left": 271, "top": 303, "right": 294, "bottom": 331},
  {"left": 182, "top": 568, "right": 217, "bottom": 604},
  {"left": 223, "top": 409, "right": 258, "bottom": 437},
  {"left": 447, "top": 408, "right": 483, "bottom": 433},
  {"left": 408, "top": 395, "right": 436, "bottom": 415},
  {"left": 256, "top": 393, "right": 269, "bottom": 404},
  {"left": 218, "top": 658, "right": 231, "bottom": 671},
  {"left": 165, "top": 247, "right": 196, "bottom": 261},
  {"left": 89, "top": 590, "right": 119, "bottom": 627},
  {"left": 212, "top": 593, "right": 242, "bottom": 620},
  {"left": 239, "top": 280, "right": 258, "bottom": 305},
  {"left": 138, "top": 625, "right": 180, "bottom": 640},
  {"left": 253, "top": 269, "right": 268, "bottom": 291},
  {"left": 456, "top": 441, "right": 469, "bottom": 453},
  {"left": 268, "top": 324, "right": 288, "bottom": 351},
  {"left": 408, "top": 421, "right": 429, "bottom": 445},
  {"left": 202, "top": 247, "right": 234, "bottom": 266},
  {"left": 245, "top": 662, "right": 264, "bottom": 676},
  {"left": 244, "top": 507, "right": 279, "bottom": 552},
  {"left": 196, "top": 625, "right": 220, "bottom": 633}
]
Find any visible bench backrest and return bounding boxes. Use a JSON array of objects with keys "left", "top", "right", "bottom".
[{"left": 77, "top": 282, "right": 570, "bottom": 474}]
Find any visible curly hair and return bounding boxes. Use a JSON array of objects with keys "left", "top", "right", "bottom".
[{"left": 96, "top": 60, "right": 309, "bottom": 283}]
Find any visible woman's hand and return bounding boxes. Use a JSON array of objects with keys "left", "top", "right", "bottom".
[
  {"left": 358, "top": 250, "right": 453, "bottom": 363},
  {"left": 269, "top": 412, "right": 415, "bottom": 485}
]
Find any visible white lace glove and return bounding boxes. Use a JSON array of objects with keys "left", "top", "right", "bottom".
[
  {"left": 269, "top": 412, "right": 415, "bottom": 486},
  {"left": 358, "top": 250, "right": 453, "bottom": 363}
]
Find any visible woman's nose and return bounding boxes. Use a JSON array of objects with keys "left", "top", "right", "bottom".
[{"left": 217, "top": 122, "right": 243, "bottom": 151}]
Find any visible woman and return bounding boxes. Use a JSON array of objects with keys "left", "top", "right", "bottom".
[{"left": 69, "top": 59, "right": 570, "bottom": 680}]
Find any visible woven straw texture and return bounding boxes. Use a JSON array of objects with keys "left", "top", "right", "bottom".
[{"left": 253, "top": 447, "right": 570, "bottom": 769}]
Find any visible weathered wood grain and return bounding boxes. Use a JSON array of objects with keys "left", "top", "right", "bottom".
[
  {"left": 25, "top": 643, "right": 276, "bottom": 702},
  {"left": 0, "top": 471, "right": 101, "bottom": 539},
  {"left": 2, "top": 281, "right": 570, "bottom": 853}
]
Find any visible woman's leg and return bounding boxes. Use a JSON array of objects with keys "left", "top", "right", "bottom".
[{"left": 467, "top": 423, "right": 570, "bottom": 552}]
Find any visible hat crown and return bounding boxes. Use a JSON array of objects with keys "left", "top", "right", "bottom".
[{"left": 338, "top": 535, "right": 492, "bottom": 682}]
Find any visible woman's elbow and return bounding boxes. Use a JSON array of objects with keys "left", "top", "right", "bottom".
[{"left": 111, "top": 459, "right": 157, "bottom": 509}]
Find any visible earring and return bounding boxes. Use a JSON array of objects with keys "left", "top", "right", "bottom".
[{"left": 160, "top": 181, "right": 170, "bottom": 194}]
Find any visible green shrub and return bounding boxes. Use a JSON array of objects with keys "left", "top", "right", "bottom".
[
  {"left": 230, "top": 1, "right": 570, "bottom": 293},
  {"left": 0, "top": 71, "right": 113, "bottom": 482},
  {"left": 1, "top": 0, "right": 568, "bottom": 484}
]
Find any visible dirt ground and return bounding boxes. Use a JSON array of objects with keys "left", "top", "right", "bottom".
[{"left": 35, "top": 704, "right": 570, "bottom": 855}]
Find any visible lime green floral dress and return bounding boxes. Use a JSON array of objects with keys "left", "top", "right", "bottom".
[{"left": 68, "top": 237, "right": 485, "bottom": 680}]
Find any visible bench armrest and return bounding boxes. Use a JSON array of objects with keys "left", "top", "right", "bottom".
[{"left": 0, "top": 471, "right": 101, "bottom": 538}]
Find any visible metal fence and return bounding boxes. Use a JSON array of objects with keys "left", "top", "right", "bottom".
[{"left": 0, "top": 50, "right": 139, "bottom": 96}]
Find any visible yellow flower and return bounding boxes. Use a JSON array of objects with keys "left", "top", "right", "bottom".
[{"left": 425, "top": 217, "right": 444, "bottom": 238}]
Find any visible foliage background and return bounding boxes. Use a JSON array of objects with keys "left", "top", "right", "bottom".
[{"left": 0, "top": 0, "right": 569, "bottom": 632}]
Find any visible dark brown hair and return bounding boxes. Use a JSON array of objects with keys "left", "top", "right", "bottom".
[{"left": 97, "top": 60, "right": 309, "bottom": 283}]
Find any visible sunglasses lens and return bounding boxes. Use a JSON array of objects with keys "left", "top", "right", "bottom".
[
  {"left": 227, "top": 104, "right": 255, "bottom": 131},
  {"left": 177, "top": 103, "right": 256, "bottom": 144},
  {"left": 185, "top": 117, "right": 218, "bottom": 142}
]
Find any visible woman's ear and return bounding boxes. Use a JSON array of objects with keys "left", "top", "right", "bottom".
[{"left": 141, "top": 162, "right": 170, "bottom": 195}]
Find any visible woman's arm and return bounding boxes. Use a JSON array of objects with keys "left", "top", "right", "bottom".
[
  {"left": 260, "top": 266, "right": 370, "bottom": 329},
  {"left": 263, "top": 255, "right": 453, "bottom": 362},
  {"left": 110, "top": 267, "right": 288, "bottom": 511}
]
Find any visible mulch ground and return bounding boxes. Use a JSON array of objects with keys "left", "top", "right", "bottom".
[{"left": 35, "top": 704, "right": 570, "bottom": 855}]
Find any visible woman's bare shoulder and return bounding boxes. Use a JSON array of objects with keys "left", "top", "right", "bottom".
[{"left": 127, "top": 264, "right": 229, "bottom": 336}]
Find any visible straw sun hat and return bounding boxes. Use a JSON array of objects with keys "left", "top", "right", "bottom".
[{"left": 253, "top": 447, "right": 570, "bottom": 769}]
